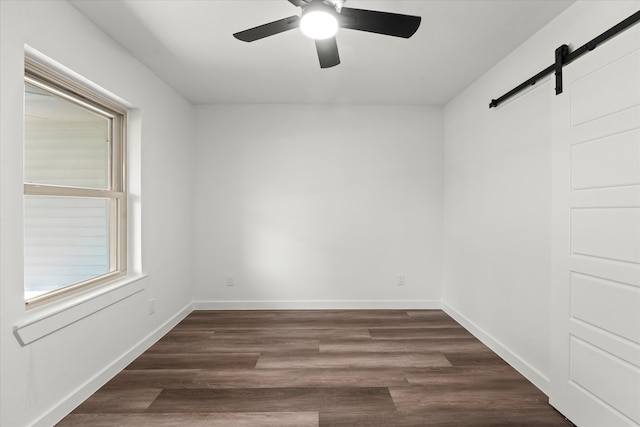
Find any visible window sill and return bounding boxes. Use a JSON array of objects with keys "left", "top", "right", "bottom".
[{"left": 14, "top": 274, "right": 148, "bottom": 346}]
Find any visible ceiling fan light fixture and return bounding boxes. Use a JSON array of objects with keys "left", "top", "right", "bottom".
[{"left": 300, "top": 10, "right": 338, "bottom": 40}]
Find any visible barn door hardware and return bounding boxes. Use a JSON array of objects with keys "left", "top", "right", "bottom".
[
  {"left": 554, "top": 44, "right": 569, "bottom": 95},
  {"left": 489, "top": 10, "right": 640, "bottom": 108}
]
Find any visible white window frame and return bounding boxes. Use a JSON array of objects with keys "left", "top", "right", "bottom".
[{"left": 24, "top": 58, "right": 128, "bottom": 308}]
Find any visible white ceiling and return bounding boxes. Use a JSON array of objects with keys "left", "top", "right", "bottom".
[{"left": 69, "top": 0, "right": 574, "bottom": 105}]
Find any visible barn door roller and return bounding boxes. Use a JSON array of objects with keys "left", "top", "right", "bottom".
[{"left": 489, "top": 10, "right": 640, "bottom": 109}]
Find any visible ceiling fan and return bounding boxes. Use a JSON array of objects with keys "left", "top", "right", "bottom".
[{"left": 233, "top": 0, "right": 421, "bottom": 68}]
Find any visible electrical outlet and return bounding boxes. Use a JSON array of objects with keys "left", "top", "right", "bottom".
[
  {"left": 397, "top": 274, "right": 405, "bottom": 286},
  {"left": 226, "top": 275, "right": 234, "bottom": 287},
  {"left": 148, "top": 298, "right": 156, "bottom": 315}
]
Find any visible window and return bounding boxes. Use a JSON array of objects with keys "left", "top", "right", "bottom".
[{"left": 24, "top": 58, "right": 127, "bottom": 307}]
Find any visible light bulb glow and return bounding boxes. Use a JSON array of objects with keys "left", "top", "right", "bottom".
[{"left": 300, "top": 10, "right": 338, "bottom": 40}]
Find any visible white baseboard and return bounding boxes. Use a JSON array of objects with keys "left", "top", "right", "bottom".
[
  {"left": 33, "top": 303, "right": 193, "bottom": 427},
  {"left": 441, "top": 301, "right": 551, "bottom": 396},
  {"left": 193, "top": 300, "right": 442, "bottom": 310}
]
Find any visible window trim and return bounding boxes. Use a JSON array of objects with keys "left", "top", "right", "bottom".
[{"left": 24, "top": 58, "right": 128, "bottom": 308}]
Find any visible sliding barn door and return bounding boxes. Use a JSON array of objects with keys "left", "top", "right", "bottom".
[{"left": 550, "top": 21, "right": 640, "bottom": 427}]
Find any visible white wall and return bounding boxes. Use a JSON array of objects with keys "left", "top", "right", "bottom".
[
  {"left": 442, "top": 0, "right": 640, "bottom": 394},
  {"left": 193, "top": 105, "right": 443, "bottom": 308},
  {"left": 0, "top": 1, "right": 194, "bottom": 426}
]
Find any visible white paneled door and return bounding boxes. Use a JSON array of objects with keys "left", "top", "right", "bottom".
[{"left": 550, "top": 21, "right": 640, "bottom": 427}]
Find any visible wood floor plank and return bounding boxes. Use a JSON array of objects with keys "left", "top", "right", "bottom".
[
  {"left": 58, "top": 412, "right": 319, "bottom": 426},
  {"left": 320, "top": 408, "right": 571, "bottom": 427},
  {"left": 401, "top": 374, "right": 547, "bottom": 395},
  {"left": 157, "top": 330, "right": 216, "bottom": 342},
  {"left": 405, "top": 365, "right": 526, "bottom": 385},
  {"left": 146, "top": 338, "right": 320, "bottom": 354},
  {"left": 125, "top": 352, "right": 259, "bottom": 370},
  {"left": 255, "top": 351, "right": 451, "bottom": 369},
  {"left": 183, "top": 311, "right": 279, "bottom": 320},
  {"left": 406, "top": 310, "right": 455, "bottom": 319},
  {"left": 320, "top": 338, "right": 486, "bottom": 353},
  {"left": 146, "top": 387, "right": 396, "bottom": 413},
  {"left": 176, "top": 310, "right": 431, "bottom": 330},
  {"left": 100, "top": 369, "right": 201, "bottom": 390},
  {"left": 443, "top": 350, "right": 510, "bottom": 367},
  {"left": 193, "top": 368, "right": 411, "bottom": 388},
  {"left": 71, "top": 388, "right": 163, "bottom": 413},
  {"left": 272, "top": 310, "right": 414, "bottom": 321},
  {"left": 209, "top": 328, "right": 371, "bottom": 340},
  {"left": 389, "top": 385, "right": 553, "bottom": 412},
  {"left": 369, "top": 327, "right": 472, "bottom": 339}
]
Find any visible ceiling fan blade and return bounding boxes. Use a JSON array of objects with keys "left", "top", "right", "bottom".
[
  {"left": 287, "top": 0, "right": 304, "bottom": 6},
  {"left": 315, "top": 37, "right": 340, "bottom": 68},
  {"left": 339, "top": 8, "right": 421, "bottom": 38},
  {"left": 233, "top": 16, "right": 301, "bottom": 42}
]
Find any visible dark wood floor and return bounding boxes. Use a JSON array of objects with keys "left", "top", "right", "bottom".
[{"left": 57, "top": 310, "right": 572, "bottom": 426}]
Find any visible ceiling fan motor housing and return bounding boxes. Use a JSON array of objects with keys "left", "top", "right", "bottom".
[{"left": 301, "top": 0, "right": 344, "bottom": 12}]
